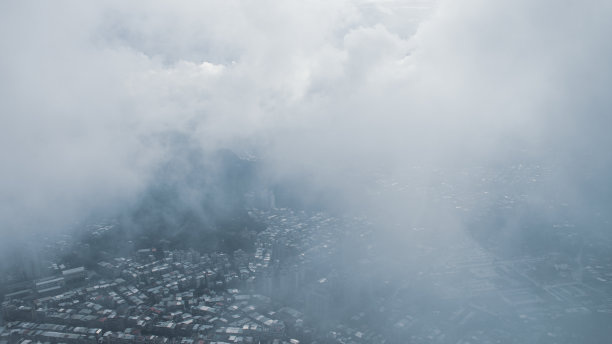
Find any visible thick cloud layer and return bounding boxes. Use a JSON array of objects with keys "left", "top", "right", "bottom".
[{"left": 1, "top": 0, "right": 611, "bottom": 249}]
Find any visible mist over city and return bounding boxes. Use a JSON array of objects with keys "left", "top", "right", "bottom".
[{"left": 1, "top": 1, "right": 612, "bottom": 343}]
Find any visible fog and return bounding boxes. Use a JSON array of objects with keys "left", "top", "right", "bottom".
[{"left": 1, "top": 0, "right": 612, "bottom": 342}]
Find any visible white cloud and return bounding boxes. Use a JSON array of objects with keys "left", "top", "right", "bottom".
[{"left": 0, "top": 0, "right": 611, "bottom": 239}]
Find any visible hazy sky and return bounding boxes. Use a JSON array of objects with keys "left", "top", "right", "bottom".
[{"left": 1, "top": 0, "right": 611, "bottom": 241}]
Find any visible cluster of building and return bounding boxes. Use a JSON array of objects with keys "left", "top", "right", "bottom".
[
  {"left": 3, "top": 268, "right": 87, "bottom": 303},
  {"left": 2, "top": 206, "right": 612, "bottom": 344},
  {"left": 0, "top": 208, "right": 374, "bottom": 344},
  {"left": 1, "top": 254, "right": 309, "bottom": 343}
]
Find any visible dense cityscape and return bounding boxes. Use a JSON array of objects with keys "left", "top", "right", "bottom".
[{"left": 2, "top": 205, "right": 612, "bottom": 344}]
